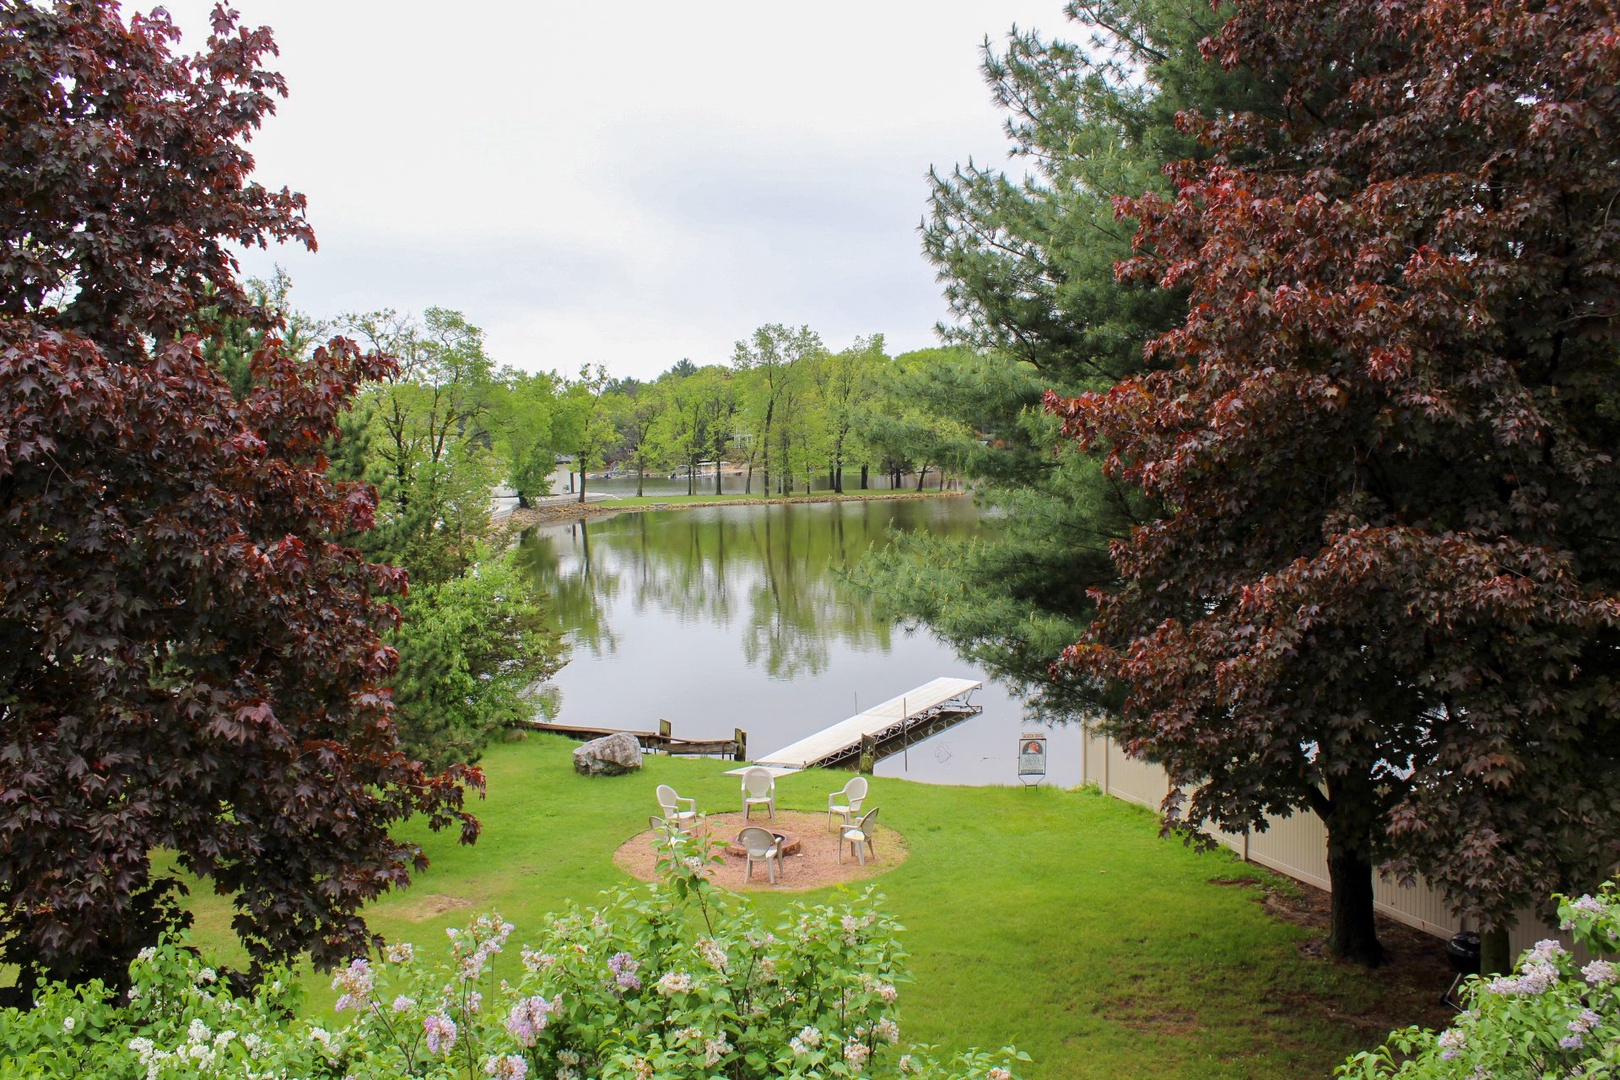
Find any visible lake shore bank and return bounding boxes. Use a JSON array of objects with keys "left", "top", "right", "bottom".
[{"left": 506, "top": 488, "right": 968, "bottom": 529}]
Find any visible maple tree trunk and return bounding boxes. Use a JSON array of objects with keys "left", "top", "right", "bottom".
[
  {"left": 1325, "top": 843, "right": 1384, "bottom": 967},
  {"left": 1479, "top": 928, "right": 1512, "bottom": 976}
]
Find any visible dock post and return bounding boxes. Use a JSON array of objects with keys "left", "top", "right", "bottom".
[
  {"left": 859, "top": 734, "right": 876, "bottom": 774},
  {"left": 734, "top": 728, "right": 747, "bottom": 762}
]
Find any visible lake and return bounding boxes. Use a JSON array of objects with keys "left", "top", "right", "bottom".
[{"left": 515, "top": 497, "right": 1084, "bottom": 787}]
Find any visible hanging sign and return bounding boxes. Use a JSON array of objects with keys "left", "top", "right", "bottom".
[{"left": 1017, "top": 733, "right": 1047, "bottom": 785}]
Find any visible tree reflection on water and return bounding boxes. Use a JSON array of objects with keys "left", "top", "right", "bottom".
[{"left": 515, "top": 500, "right": 982, "bottom": 680}]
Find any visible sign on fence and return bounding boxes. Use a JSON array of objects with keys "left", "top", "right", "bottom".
[{"left": 1017, "top": 733, "right": 1047, "bottom": 786}]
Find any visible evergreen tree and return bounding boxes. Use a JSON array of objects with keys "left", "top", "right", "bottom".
[{"left": 859, "top": 0, "right": 1269, "bottom": 716}]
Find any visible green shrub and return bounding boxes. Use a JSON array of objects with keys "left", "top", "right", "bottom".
[
  {"left": 1339, "top": 882, "right": 1620, "bottom": 1078},
  {"left": 0, "top": 830, "right": 1025, "bottom": 1080}
]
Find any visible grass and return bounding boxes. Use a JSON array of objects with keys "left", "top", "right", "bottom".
[{"left": 181, "top": 735, "right": 1426, "bottom": 1080}]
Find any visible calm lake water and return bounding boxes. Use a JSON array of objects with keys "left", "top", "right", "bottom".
[{"left": 515, "top": 498, "right": 1084, "bottom": 786}]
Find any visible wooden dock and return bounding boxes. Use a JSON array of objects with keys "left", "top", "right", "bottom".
[
  {"left": 519, "top": 718, "right": 747, "bottom": 761},
  {"left": 740, "top": 677, "right": 983, "bottom": 773}
]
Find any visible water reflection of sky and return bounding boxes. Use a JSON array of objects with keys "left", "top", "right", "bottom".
[{"left": 516, "top": 499, "right": 1084, "bottom": 787}]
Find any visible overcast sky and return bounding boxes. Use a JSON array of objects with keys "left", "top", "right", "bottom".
[{"left": 157, "top": 1, "right": 1066, "bottom": 381}]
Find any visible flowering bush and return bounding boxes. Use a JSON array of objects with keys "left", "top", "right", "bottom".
[
  {"left": 1339, "top": 881, "right": 1620, "bottom": 1078},
  {"left": 0, "top": 829, "right": 1026, "bottom": 1080},
  {"left": 0, "top": 943, "right": 335, "bottom": 1079}
]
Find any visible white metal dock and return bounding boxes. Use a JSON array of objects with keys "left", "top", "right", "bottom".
[{"left": 731, "top": 677, "right": 983, "bottom": 774}]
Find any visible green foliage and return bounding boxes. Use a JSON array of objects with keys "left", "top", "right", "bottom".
[
  {"left": 490, "top": 369, "right": 562, "bottom": 504},
  {"left": 553, "top": 364, "right": 616, "bottom": 502},
  {"left": 318, "top": 307, "right": 570, "bottom": 766},
  {"left": 0, "top": 944, "right": 327, "bottom": 1079},
  {"left": 0, "top": 831, "right": 1027, "bottom": 1080},
  {"left": 732, "top": 324, "right": 825, "bottom": 494},
  {"left": 193, "top": 269, "right": 328, "bottom": 400},
  {"left": 1341, "top": 884, "right": 1620, "bottom": 1078},
  {"left": 339, "top": 307, "right": 503, "bottom": 586},
  {"left": 388, "top": 553, "right": 567, "bottom": 770},
  {"left": 854, "top": 0, "right": 1260, "bottom": 719}
]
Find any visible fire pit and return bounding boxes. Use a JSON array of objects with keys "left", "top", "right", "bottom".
[{"left": 724, "top": 830, "right": 802, "bottom": 859}]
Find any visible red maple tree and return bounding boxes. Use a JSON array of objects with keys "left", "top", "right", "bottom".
[
  {"left": 0, "top": 2, "right": 480, "bottom": 986},
  {"left": 1053, "top": 0, "right": 1620, "bottom": 964}
]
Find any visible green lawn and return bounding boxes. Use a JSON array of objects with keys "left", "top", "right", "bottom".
[{"left": 184, "top": 736, "right": 1414, "bottom": 1079}]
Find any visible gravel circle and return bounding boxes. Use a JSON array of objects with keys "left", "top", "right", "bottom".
[{"left": 613, "top": 810, "right": 908, "bottom": 892}]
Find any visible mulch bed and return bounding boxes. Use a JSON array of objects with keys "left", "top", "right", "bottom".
[
  {"left": 1211, "top": 875, "right": 1460, "bottom": 1038},
  {"left": 613, "top": 810, "right": 908, "bottom": 892}
]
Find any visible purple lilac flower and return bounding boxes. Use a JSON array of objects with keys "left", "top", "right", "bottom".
[
  {"left": 504, "top": 995, "right": 559, "bottom": 1046},
  {"left": 1570, "top": 1009, "right": 1602, "bottom": 1035},
  {"left": 424, "top": 1011, "right": 457, "bottom": 1055},
  {"left": 330, "top": 958, "right": 375, "bottom": 1012},
  {"left": 484, "top": 1054, "right": 528, "bottom": 1079},
  {"left": 608, "top": 951, "right": 642, "bottom": 990},
  {"left": 1489, "top": 959, "right": 1559, "bottom": 996},
  {"left": 1560, "top": 1034, "right": 1584, "bottom": 1051},
  {"left": 1583, "top": 960, "right": 1616, "bottom": 986}
]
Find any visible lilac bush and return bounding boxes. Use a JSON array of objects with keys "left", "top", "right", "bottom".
[
  {"left": 0, "top": 829, "right": 1025, "bottom": 1080},
  {"left": 1339, "top": 881, "right": 1620, "bottom": 1078}
]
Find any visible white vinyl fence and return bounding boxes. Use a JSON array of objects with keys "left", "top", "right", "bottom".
[{"left": 1078, "top": 725, "right": 1567, "bottom": 958}]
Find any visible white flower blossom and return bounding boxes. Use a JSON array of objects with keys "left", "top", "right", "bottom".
[{"left": 655, "top": 971, "right": 693, "bottom": 995}]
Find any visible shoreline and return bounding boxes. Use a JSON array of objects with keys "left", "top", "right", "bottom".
[{"left": 505, "top": 489, "right": 967, "bottom": 529}]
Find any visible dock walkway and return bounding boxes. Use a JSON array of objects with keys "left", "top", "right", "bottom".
[{"left": 740, "top": 677, "right": 983, "bottom": 773}]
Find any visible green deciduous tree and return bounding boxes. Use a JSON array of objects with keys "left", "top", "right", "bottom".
[
  {"left": 732, "top": 325, "right": 822, "bottom": 495},
  {"left": 553, "top": 364, "right": 614, "bottom": 504},
  {"left": 492, "top": 368, "right": 562, "bottom": 507},
  {"left": 337, "top": 307, "right": 501, "bottom": 587},
  {"left": 616, "top": 382, "right": 670, "bottom": 498},
  {"left": 812, "top": 335, "right": 884, "bottom": 492}
]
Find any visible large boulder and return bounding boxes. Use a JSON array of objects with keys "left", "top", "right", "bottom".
[{"left": 573, "top": 732, "right": 643, "bottom": 776}]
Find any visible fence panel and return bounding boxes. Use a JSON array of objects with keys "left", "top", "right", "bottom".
[{"left": 1075, "top": 729, "right": 1568, "bottom": 953}]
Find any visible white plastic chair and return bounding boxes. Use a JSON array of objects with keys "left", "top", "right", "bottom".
[
  {"left": 736, "top": 827, "right": 782, "bottom": 884},
  {"left": 838, "top": 807, "right": 879, "bottom": 866},
  {"left": 655, "top": 784, "right": 697, "bottom": 830},
  {"left": 741, "top": 767, "right": 776, "bottom": 821},
  {"left": 827, "top": 775, "right": 868, "bottom": 829}
]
